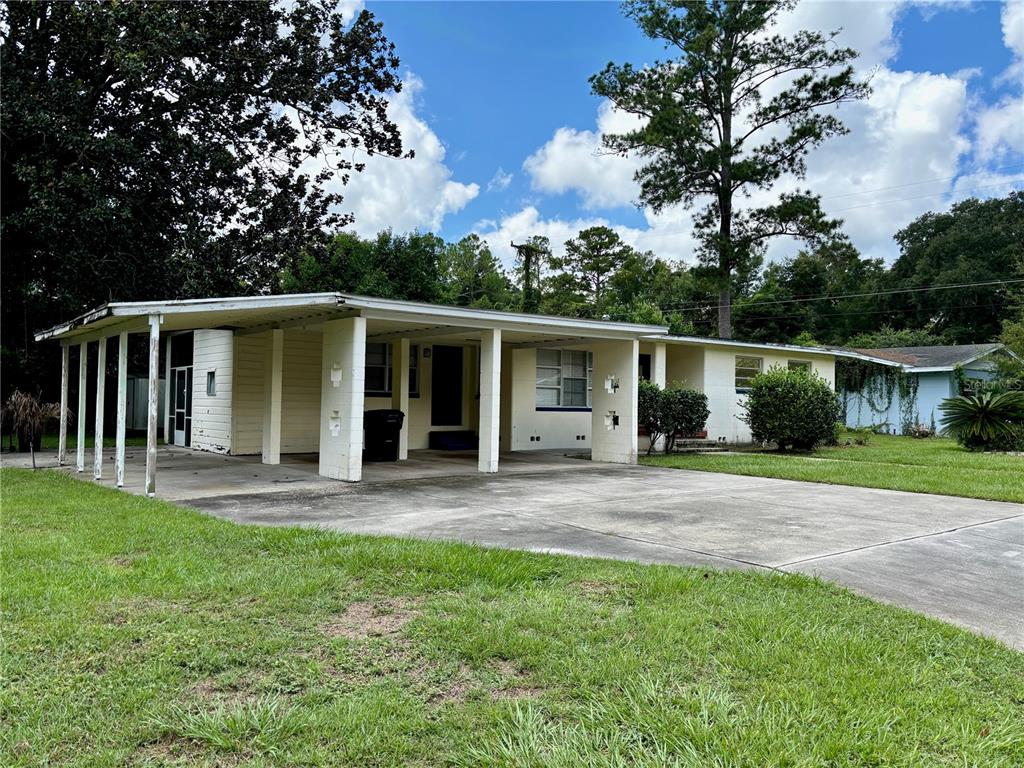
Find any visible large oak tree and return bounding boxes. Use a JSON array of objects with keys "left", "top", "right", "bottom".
[
  {"left": 592, "top": 0, "right": 869, "bottom": 338},
  {"left": 1, "top": 0, "right": 406, "bottom": 394}
]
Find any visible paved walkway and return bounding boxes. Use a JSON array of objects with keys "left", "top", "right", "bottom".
[{"left": 179, "top": 464, "right": 1024, "bottom": 650}]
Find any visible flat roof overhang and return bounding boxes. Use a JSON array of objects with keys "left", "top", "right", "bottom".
[
  {"left": 641, "top": 334, "right": 905, "bottom": 366},
  {"left": 35, "top": 293, "right": 668, "bottom": 345}
]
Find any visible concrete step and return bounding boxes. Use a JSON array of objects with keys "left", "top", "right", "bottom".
[
  {"left": 671, "top": 446, "right": 730, "bottom": 454},
  {"left": 674, "top": 440, "right": 724, "bottom": 449}
]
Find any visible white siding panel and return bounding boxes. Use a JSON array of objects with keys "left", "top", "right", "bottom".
[
  {"left": 191, "top": 330, "right": 234, "bottom": 453},
  {"left": 232, "top": 332, "right": 267, "bottom": 455},
  {"left": 280, "top": 329, "right": 323, "bottom": 453}
]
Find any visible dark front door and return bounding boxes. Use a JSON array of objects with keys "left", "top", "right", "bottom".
[{"left": 431, "top": 345, "right": 463, "bottom": 426}]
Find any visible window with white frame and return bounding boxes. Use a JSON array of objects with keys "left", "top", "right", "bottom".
[
  {"left": 734, "top": 356, "right": 762, "bottom": 389},
  {"left": 365, "top": 343, "right": 419, "bottom": 397},
  {"left": 206, "top": 371, "right": 216, "bottom": 396},
  {"left": 788, "top": 359, "right": 812, "bottom": 372},
  {"left": 536, "top": 349, "right": 592, "bottom": 408}
]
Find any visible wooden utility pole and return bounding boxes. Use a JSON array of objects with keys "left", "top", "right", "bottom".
[{"left": 511, "top": 240, "right": 546, "bottom": 313}]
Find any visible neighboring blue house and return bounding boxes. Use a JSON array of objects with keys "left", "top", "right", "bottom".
[{"left": 843, "top": 343, "right": 1014, "bottom": 434}]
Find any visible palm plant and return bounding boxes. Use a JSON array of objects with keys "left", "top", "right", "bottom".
[
  {"left": 4, "top": 390, "right": 66, "bottom": 469},
  {"left": 938, "top": 391, "right": 1024, "bottom": 450}
]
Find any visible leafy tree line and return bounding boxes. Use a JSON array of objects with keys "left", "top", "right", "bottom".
[
  {"left": 3, "top": 0, "right": 1021, "bottom": 410},
  {"left": 280, "top": 189, "right": 1024, "bottom": 356},
  {"left": 1, "top": 0, "right": 406, "bottom": 396}
]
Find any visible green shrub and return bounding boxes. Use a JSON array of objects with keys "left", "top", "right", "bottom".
[
  {"left": 637, "top": 379, "right": 709, "bottom": 454},
  {"left": 662, "top": 385, "right": 710, "bottom": 451},
  {"left": 938, "top": 391, "right": 1024, "bottom": 451},
  {"left": 638, "top": 379, "right": 667, "bottom": 454},
  {"left": 742, "top": 367, "right": 841, "bottom": 451}
]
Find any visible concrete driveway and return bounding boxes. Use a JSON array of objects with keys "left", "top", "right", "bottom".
[{"left": 181, "top": 464, "right": 1024, "bottom": 650}]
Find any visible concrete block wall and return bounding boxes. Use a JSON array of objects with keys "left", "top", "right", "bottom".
[
  {"left": 703, "top": 347, "right": 835, "bottom": 444},
  {"left": 503, "top": 347, "right": 593, "bottom": 451},
  {"left": 590, "top": 339, "right": 639, "bottom": 464}
]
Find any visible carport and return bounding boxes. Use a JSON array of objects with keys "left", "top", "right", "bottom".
[{"left": 35, "top": 293, "right": 665, "bottom": 496}]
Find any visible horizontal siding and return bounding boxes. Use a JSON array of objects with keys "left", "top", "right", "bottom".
[
  {"left": 232, "top": 332, "right": 266, "bottom": 455},
  {"left": 281, "top": 330, "right": 322, "bottom": 453},
  {"left": 191, "top": 330, "right": 234, "bottom": 454}
]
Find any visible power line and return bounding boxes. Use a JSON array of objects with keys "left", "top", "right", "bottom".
[
  {"left": 818, "top": 162, "right": 1024, "bottom": 201},
  {"left": 823, "top": 182, "right": 1024, "bottom": 215},
  {"left": 733, "top": 300, "right": 1003, "bottom": 325},
  {"left": 656, "top": 278, "right": 1024, "bottom": 314},
  {"left": 678, "top": 300, "right": 1004, "bottom": 332}
]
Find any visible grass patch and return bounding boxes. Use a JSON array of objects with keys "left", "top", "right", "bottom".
[
  {"left": 1, "top": 432, "right": 148, "bottom": 452},
  {"left": 3, "top": 467, "right": 1023, "bottom": 766},
  {"left": 643, "top": 432, "right": 1024, "bottom": 503}
]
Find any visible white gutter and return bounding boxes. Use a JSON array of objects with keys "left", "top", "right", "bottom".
[
  {"left": 338, "top": 294, "right": 667, "bottom": 336},
  {"left": 36, "top": 292, "right": 668, "bottom": 342},
  {"left": 642, "top": 334, "right": 904, "bottom": 366}
]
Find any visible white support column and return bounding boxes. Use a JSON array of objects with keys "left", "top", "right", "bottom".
[
  {"left": 391, "top": 338, "right": 410, "bottom": 460},
  {"left": 478, "top": 329, "right": 501, "bottom": 473},
  {"left": 77, "top": 342, "right": 87, "bottom": 472},
  {"left": 652, "top": 342, "right": 667, "bottom": 453},
  {"left": 93, "top": 338, "right": 107, "bottom": 479},
  {"left": 115, "top": 331, "right": 128, "bottom": 487},
  {"left": 590, "top": 339, "right": 639, "bottom": 464},
  {"left": 58, "top": 344, "right": 69, "bottom": 465},
  {"left": 163, "top": 335, "right": 172, "bottom": 445},
  {"left": 262, "top": 328, "right": 284, "bottom": 465},
  {"left": 318, "top": 316, "right": 366, "bottom": 482},
  {"left": 146, "top": 315, "right": 161, "bottom": 497}
]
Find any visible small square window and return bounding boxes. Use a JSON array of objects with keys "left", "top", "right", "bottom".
[
  {"left": 788, "top": 360, "right": 812, "bottom": 372},
  {"left": 735, "top": 356, "right": 762, "bottom": 389},
  {"left": 206, "top": 371, "right": 216, "bottom": 396}
]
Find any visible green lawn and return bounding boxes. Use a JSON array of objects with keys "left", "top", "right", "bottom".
[
  {"left": 3, "top": 469, "right": 1022, "bottom": 767},
  {"left": 642, "top": 433, "right": 1024, "bottom": 503},
  {"left": 2, "top": 432, "right": 148, "bottom": 452}
]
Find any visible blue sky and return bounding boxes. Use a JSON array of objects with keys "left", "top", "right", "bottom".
[{"left": 339, "top": 1, "right": 1024, "bottom": 266}]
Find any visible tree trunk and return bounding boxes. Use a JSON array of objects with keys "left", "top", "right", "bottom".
[{"left": 717, "top": 286, "right": 732, "bottom": 339}]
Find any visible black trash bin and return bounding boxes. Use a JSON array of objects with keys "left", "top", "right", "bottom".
[{"left": 364, "top": 409, "right": 405, "bottom": 461}]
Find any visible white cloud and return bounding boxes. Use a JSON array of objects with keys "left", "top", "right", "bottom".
[
  {"left": 486, "top": 167, "right": 513, "bottom": 192},
  {"left": 773, "top": 0, "right": 902, "bottom": 68},
  {"left": 950, "top": 168, "right": 1024, "bottom": 200},
  {"left": 975, "top": 94, "right": 1024, "bottom": 161},
  {"left": 472, "top": 205, "right": 699, "bottom": 270},
  {"left": 792, "top": 68, "right": 972, "bottom": 261},
  {"left": 973, "top": 3, "right": 1024, "bottom": 163},
  {"left": 523, "top": 100, "right": 644, "bottom": 209},
  {"left": 1002, "top": 0, "right": 1024, "bottom": 58},
  {"left": 515, "top": 2, "right": 990, "bottom": 265},
  {"left": 331, "top": 73, "right": 479, "bottom": 236}
]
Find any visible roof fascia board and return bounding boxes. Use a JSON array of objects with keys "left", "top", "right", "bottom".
[
  {"left": 34, "top": 294, "right": 344, "bottom": 341},
  {"left": 644, "top": 334, "right": 902, "bottom": 365},
  {"left": 38, "top": 292, "right": 667, "bottom": 342},
  {"left": 343, "top": 295, "right": 666, "bottom": 336},
  {"left": 34, "top": 304, "right": 116, "bottom": 341},
  {"left": 107, "top": 294, "right": 343, "bottom": 317}
]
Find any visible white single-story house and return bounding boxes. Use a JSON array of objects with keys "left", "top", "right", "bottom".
[
  {"left": 35, "top": 292, "right": 861, "bottom": 495},
  {"left": 843, "top": 343, "right": 1016, "bottom": 434}
]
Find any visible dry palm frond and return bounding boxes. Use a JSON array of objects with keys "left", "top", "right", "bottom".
[{"left": 4, "top": 390, "right": 70, "bottom": 468}]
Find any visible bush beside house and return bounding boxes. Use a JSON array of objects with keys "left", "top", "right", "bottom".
[
  {"left": 743, "top": 367, "right": 841, "bottom": 451},
  {"left": 638, "top": 380, "right": 709, "bottom": 454}
]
